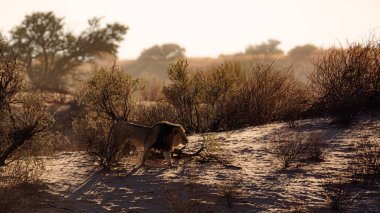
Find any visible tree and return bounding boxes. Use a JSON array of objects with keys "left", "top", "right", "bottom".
[
  {"left": 0, "top": 40, "right": 53, "bottom": 166},
  {"left": 245, "top": 39, "right": 283, "bottom": 55},
  {"left": 138, "top": 43, "right": 185, "bottom": 61},
  {"left": 287, "top": 44, "right": 318, "bottom": 61},
  {"left": 10, "top": 12, "right": 128, "bottom": 91}
]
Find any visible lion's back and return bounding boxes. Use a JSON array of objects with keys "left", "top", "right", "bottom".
[{"left": 112, "top": 122, "right": 152, "bottom": 147}]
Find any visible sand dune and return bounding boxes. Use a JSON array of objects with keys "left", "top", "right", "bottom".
[{"left": 13, "top": 116, "right": 380, "bottom": 212}]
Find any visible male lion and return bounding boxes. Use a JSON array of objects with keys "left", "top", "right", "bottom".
[{"left": 110, "top": 121, "right": 188, "bottom": 167}]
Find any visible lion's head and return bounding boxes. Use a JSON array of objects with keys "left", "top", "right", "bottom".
[
  {"left": 172, "top": 125, "right": 188, "bottom": 147},
  {"left": 151, "top": 121, "right": 188, "bottom": 151}
]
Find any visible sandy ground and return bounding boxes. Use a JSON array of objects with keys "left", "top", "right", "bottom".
[{"left": 9, "top": 116, "right": 380, "bottom": 212}]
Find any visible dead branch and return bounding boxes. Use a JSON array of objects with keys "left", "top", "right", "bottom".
[
  {"left": 172, "top": 145, "right": 205, "bottom": 159},
  {"left": 172, "top": 145, "right": 242, "bottom": 170}
]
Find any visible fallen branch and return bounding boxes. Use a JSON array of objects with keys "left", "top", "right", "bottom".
[
  {"left": 172, "top": 145, "right": 242, "bottom": 170},
  {"left": 172, "top": 145, "right": 205, "bottom": 159}
]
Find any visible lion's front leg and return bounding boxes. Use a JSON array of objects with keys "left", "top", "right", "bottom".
[{"left": 163, "top": 151, "right": 172, "bottom": 167}]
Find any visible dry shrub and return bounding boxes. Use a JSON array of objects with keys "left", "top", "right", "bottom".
[
  {"left": 0, "top": 43, "right": 54, "bottom": 208},
  {"left": 231, "top": 62, "right": 305, "bottom": 127},
  {"left": 349, "top": 137, "right": 380, "bottom": 184},
  {"left": 133, "top": 100, "right": 177, "bottom": 126},
  {"left": 162, "top": 58, "right": 308, "bottom": 133},
  {"left": 4, "top": 158, "right": 45, "bottom": 185},
  {"left": 283, "top": 82, "right": 310, "bottom": 128},
  {"left": 0, "top": 41, "right": 54, "bottom": 166},
  {"left": 216, "top": 180, "right": 241, "bottom": 208},
  {"left": 322, "top": 178, "right": 353, "bottom": 210},
  {"left": 311, "top": 39, "right": 380, "bottom": 124},
  {"left": 303, "top": 132, "right": 325, "bottom": 162},
  {"left": 72, "top": 113, "right": 116, "bottom": 171},
  {"left": 0, "top": 93, "right": 54, "bottom": 166},
  {"left": 221, "top": 61, "right": 307, "bottom": 130},
  {"left": 77, "top": 64, "right": 143, "bottom": 121},
  {"left": 272, "top": 133, "right": 305, "bottom": 168},
  {"left": 163, "top": 58, "right": 205, "bottom": 132},
  {"left": 201, "top": 62, "right": 239, "bottom": 132},
  {"left": 271, "top": 132, "right": 324, "bottom": 168},
  {"left": 73, "top": 64, "right": 143, "bottom": 171}
]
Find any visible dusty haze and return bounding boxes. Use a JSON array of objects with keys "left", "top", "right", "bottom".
[{"left": 1, "top": 0, "right": 379, "bottom": 59}]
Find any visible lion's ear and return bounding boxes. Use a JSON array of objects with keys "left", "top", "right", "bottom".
[{"left": 173, "top": 128, "right": 179, "bottom": 134}]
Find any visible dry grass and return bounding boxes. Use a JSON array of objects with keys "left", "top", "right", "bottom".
[
  {"left": 349, "top": 136, "right": 380, "bottom": 184},
  {"left": 165, "top": 180, "right": 202, "bottom": 213},
  {"left": 322, "top": 177, "right": 353, "bottom": 210},
  {"left": 0, "top": 157, "right": 45, "bottom": 212}
]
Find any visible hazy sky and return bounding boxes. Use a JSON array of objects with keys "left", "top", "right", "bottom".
[{"left": 1, "top": 0, "right": 379, "bottom": 59}]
